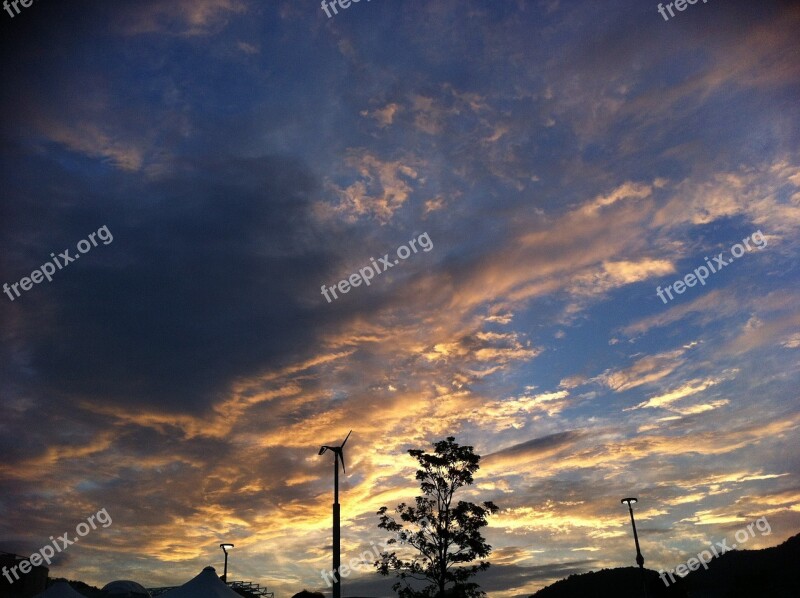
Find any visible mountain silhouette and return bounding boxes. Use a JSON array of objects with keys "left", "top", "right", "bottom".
[
  {"left": 530, "top": 533, "right": 800, "bottom": 598},
  {"left": 529, "top": 566, "right": 670, "bottom": 598}
]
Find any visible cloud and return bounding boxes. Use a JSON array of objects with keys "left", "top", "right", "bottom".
[
  {"left": 361, "top": 103, "right": 402, "bottom": 127},
  {"left": 619, "top": 290, "right": 740, "bottom": 338},
  {"left": 316, "top": 152, "right": 421, "bottom": 224},
  {"left": 579, "top": 181, "right": 653, "bottom": 215},
  {"left": 41, "top": 121, "right": 145, "bottom": 171},
  {"left": 723, "top": 311, "right": 800, "bottom": 355},
  {"left": 476, "top": 390, "right": 571, "bottom": 429},
  {"left": 652, "top": 163, "right": 800, "bottom": 234},
  {"left": 2, "top": 156, "right": 334, "bottom": 416},
  {"left": 115, "top": 0, "right": 247, "bottom": 36},
  {"left": 484, "top": 431, "right": 587, "bottom": 470},
  {"left": 600, "top": 347, "right": 692, "bottom": 392},
  {"left": 237, "top": 41, "right": 260, "bottom": 55},
  {"left": 626, "top": 376, "right": 725, "bottom": 411},
  {"left": 568, "top": 258, "right": 675, "bottom": 297}
]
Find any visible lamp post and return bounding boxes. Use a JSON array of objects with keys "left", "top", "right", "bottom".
[
  {"left": 318, "top": 430, "right": 351, "bottom": 598},
  {"left": 621, "top": 498, "right": 647, "bottom": 598},
  {"left": 220, "top": 543, "right": 234, "bottom": 583}
]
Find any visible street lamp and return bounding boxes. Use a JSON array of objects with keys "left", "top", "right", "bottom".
[
  {"left": 621, "top": 498, "right": 647, "bottom": 598},
  {"left": 219, "top": 543, "right": 234, "bottom": 583},
  {"left": 318, "top": 430, "right": 351, "bottom": 598}
]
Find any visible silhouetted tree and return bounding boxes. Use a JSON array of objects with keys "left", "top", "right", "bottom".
[
  {"left": 290, "top": 591, "right": 325, "bottom": 598},
  {"left": 375, "top": 437, "right": 499, "bottom": 598}
]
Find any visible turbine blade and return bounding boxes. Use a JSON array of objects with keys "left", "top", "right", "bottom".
[
  {"left": 339, "top": 451, "right": 346, "bottom": 474},
  {"left": 341, "top": 430, "right": 352, "bottom": 448}
]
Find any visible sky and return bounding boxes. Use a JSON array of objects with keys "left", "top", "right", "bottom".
[{"left": 0, "top": 0, "right": 799, "bottom": 596}]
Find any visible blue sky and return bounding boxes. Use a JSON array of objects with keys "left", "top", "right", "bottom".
[{"left": 1, "top": 1, "right": 799, "bottom": 596}]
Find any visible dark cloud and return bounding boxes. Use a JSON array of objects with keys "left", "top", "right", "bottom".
[
  {"left": 486, "top": 431, "right": 587, "bottom": 461},
  {"left": 2, "top": 155, "right": 333, "bottom": 413}
]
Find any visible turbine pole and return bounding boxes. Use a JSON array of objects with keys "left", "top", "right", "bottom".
[
  {"left": 319, "top": 431, "right": 350, "bottom": 598},
  {"left": 333, "top": 452, "right": 340, "bottom": 598}
]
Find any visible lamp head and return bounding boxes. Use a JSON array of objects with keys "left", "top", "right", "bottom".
[
  {"left": 621, "top": 497, "right": 638, "bottom": 505},
  {"left": 220, "top": 543, "right": 234, "bottom": 553}
]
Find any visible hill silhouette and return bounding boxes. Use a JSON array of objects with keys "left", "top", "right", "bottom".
[
  {"left": 530, "top": 533, "right": 800, "bottom": 598},
  {"left": 666, "top": 532, "right": 800, "bottom": 597},
  {"left": 530, "top": 567, "right": 670, "bottom": 598}
]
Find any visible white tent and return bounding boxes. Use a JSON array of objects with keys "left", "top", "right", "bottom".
[
  {"left": 160, "top": 566, "right": 242, "bottom": 598},
  {"left": 102, "top": 580, "right": 151, "bottom": 596},
  {"left": 35, "top": 582, "right": 88, "bottom": 598}
]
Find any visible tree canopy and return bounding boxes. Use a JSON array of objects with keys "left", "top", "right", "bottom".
[{"left": 375, "top": 437, "right": 499, "bottom": 598}]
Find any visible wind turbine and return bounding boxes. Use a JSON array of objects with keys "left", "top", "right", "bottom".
[{"left": 319, "top": 430, "right": 351, "bottom": 598}]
